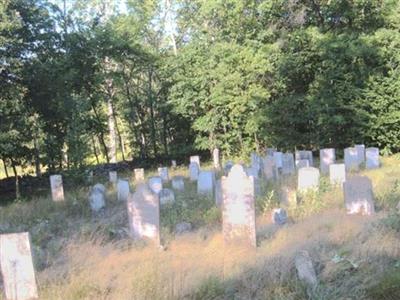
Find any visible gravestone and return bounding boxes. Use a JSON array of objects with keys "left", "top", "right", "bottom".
[
  {"left": 329, "top": 164, "right": 346, "bottom": 186},
  {"left": 263, "top": 156, "right": 277, "bottom": 181},
  {"left": 50, "top": 174, "right": 64, "bottom": 202},
  {"left": 197, "top": 171, "right": 215, "bottom": 195},
  {"left": 87, "top": 170, "right": 93, "bottom": 183},
  {"left": 366, "top": 147, "right": 379, "bottom": 169},
  {"left": 127, "top": 184, "right": 160, "bottom": 244},
  {"left": 171, "top": 160, "right": 177, "bottom": 168},
  {"left": 251, "top": 152, "right": 262, "bottom": 175},
  {"left": 246, "top": 166, "right": 259, "bottom": 178},
  {"left": 159, "top": 188, "right": 175, "bottom": 205},
  {"left": 273, "top": 151, "right": 283, "bottom": 169},
  {"left": 343, "top": 176, "right": 375, "bottom": 215},
  {"left": 222, "top": 164, "right": 256, "bottom": 248},
  {"left": 271, "top": 208, "right": 288, "bottom": 225},
  {"left": 213, "top": 148, "right": 220, "bottom": 169},
  {"left": 295, "top": 251, "right": 318, "bottom": 290},
  {"left": 265, "top": 148, "right": 276, "bottom": 157},
  {"left": 344, "top": 147, "right": 359, "bottom": 171},
  {"left": 171, "top": 176, "right": 185, "bottom": 191},
  {"left": 298, "top": 167, "right": 320, "bottom": 192},
  {"left": 282, "top": 153, "right": 295, "bottom": 175},
  {"left": 109, "top": 171, "right": 117, "bottom": 184},
  {"left": 148, "top": 176, "right": 163, "bottom": 194},
  {"left": 295, "top": 150, "right": 313, "bottom": 167},
  {"left": 134, "top": 168, "right": 145, "bottom": 182},
  {"left": 296, "top": 159, "right": 310, "bottom": 169},
  {"left": 93, "top": 183, "right": 106, "bottom": 194},
  {"left": 117, "top": 179, "right": 130, "bottom": 201},
  {"left": 215, "top": 179, "right": 223, "bottom": 206},
  {"left": 158, "top": 167, "right": 169, "bottom": 182},
  {"left": 224, "top": 161, "right": 234, "bottom": 175},
  {"left": 189, "top": 162, "right": 200, "bottom": 181},
  {"left": 190, "top": 155, "right": 201, "bottom": 168},
  {"left": 320, "top": 148, "right": 335, "bottom": 174},
  {"left": 280, "top": 186, "right": 297, "bottom": 207},
  {"left": 0, "top": 232, "right": 38, "bottom": 300},
  {"left": 355, "top": 144, "right": 365, "bottom": 165},
  {"left": 89, "top": 183, "right": 106, "bottom": 212}
]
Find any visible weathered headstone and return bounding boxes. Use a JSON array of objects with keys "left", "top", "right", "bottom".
[
  {"left": 366, "top": 147, "right": 379, "bottom": 169},
  {"left": 251, "top": 152, "right": 262, "bottom": 175},
  {"left": 171, "top": 160, "right": 177, "bottom": 168},
  {"left": 0, "top": 232, "right": 38, "bottom": 300},
  {"left": 158, "top": 167, "right": 169, "bottom": 182},
  {"left": 190, "top": 155, "right": 201, "bottom": 168},
  {"left": 295, "top": 251, "right": 318, "bottom": 290},
  {"left": 263, "top": 156, "right": 277, "bottom": 181},
  {"left": 298, "top": 167, "right": 320, "bottom": 192},
  {"left": 127, "top": 184, "right": 160, "bottom": 244},
  {"left": 296, "top": 159, "right": 310, "bottom": 169},
  {"left": 344, "top": 147, "right": 359, "bottom": 171},
  {"left": 197, "top": 171, "right": 215, "bottom": 195},
  {"left": 159, "top": 188, "right": 175, "bottom": 205},
  {"left": 215, "top": 179, "right": 223, "bottom": 206},
  {"left": 222, "top": 165, "right": 256, "bottom": 248},
  {"left": 93, "top": 183, "right": 106, "bottom": 194},
  {"left": 282, "top": 153, "right": 295, "bottom": 175},
  {"left": 271, "top": 208, "right": 288, "bottom": 225},
  {"left": 171, "top": 176, "right": 185, "bottom": 191},
  {"left": 50, "top": 174, "right": 64, "bottom": 202},
  {"left": 343, "top": 176, "right": 375, "bottom": 215},
  {"left": 117, "top": 179, "right": 130, "bottom": 202},
  {"left": 134, "top": 168, "right": 145, "bottom": 182},
  {"left": 109, "top": 171, "right": 118, "bottom": 184},
  {"left": 296, "top": 150, "right": 313, "bottom": 167},
  {"left": 329, "top": 164, "right": 346, "bottom": 186},
  {"left": 320, "top": 148, "right": 335, "bottom": 174},
  {"left": 89, "top": 184, "right": 106, "bottom": 212},
  {"left": 189, "top": 162, "right": 200, "bottom": 181},
  {"left": 148, "top": 176, "right": 163, "bottom": 194},
  {"left": 213, "top": 148, "right": 220, "bottom": 169},
  {"left": 355, "top": 144, "right": 365, "bottom": 165},
  {"left": 273, "top": 151, "right": 283, "bottom": 169}
]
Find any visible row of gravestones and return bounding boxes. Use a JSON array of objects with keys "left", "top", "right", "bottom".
[{"left": 0, "top": 147, "right": 379, "bottom": 299}]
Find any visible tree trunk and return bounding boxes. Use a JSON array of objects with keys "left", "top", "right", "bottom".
[
  {"left": 107, "top": 98, "right": 117, "bottom": 163},
  {"left": 10, "top": 159, "right": 20, "bottom": 200},
  {"left": 33, "top": 136, "right": 41, "bottom": 177},
  {"left": 2, "top": 159, "right": 9, "bottom": 178},
  {"left": 113, "top": 111, "right": 126, "bottom": 161},
  {"left": 92, "top": 136, "right": 100, "bottom": 164},
  {"left": 91, "top": 104, "right": 109, "bottom": 163},
  {"left": 148, "top": 70, "right": 158, "bottom": 157}
]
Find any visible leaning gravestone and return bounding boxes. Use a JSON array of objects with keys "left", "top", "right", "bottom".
[
  {"left": 213, "top": 148, "right": 220, "bottom": 169},
  {"left": 148, "top": 176, "right": 163, "bottom": 194},
  {"left": 134, "top": 168, "right": 145, "bottom": 182},
  {"left": 50, "top": 174, "right": 64, "bottom": 202},
  {"left": 117, "top": 179, "right": 130, "bottom": 201},
  {"left": 159, "top": 188, "right": 175, "bottom": 205},
  {"left": 343, "top": 176, "right": 375, "bottom": 215},
  {"left": 89, "top": 184, "right": 106, "bottom": 212},
  {"left": 355, "top": 144, "right": 365, "bottom": 165},
  {"left": 320, "top": 148, "right": 335, "bottom": 174},
  {"left": 344, "top": 147, "right": 359, "bottom": 171},
  {"left": 282, "top": 153, "right": 295, "bottom": 175},
  {"left": 273, "top": 152, "right": 283, "bottom": 170},
  {"left": 190, "top": 155, "right": 201, "bottom": 168},
  {"left": 329, "top": 164, "right": 346, "bottom": 186},
  {"left": 158, "top": 167, "right": 169, "bottom": 182},
  {"left": 366, "top": 147, "right": 380, "bottom": 169},
  {"left": 298, "top": 167, "right": 320, "bottom": 192},
  {"left": 222, "top": 164, "right": 256, "bottom": 248},
  {"left": 109, "top": 171, "right": 118, "bottom": 184},
  {"left": 189, "top": 162, "right": 199, "bottom": 181},
  {"left": 197, "top": 171, "right": 215, "bottom": 195},
  {"left": 263, "top": 156, "right": 277, "bottom": 181},
  {"left": 171, "top": 176, "right": 185, "bottom": 191},
  {"left": 295, "top": 150, "right": 313, "bottom": 167},
  {"left": 127, "top": 184, "right": 160, "bottom": 245},
  {"left": 0, "top": 232, "right": 38, "bottom": 300}
]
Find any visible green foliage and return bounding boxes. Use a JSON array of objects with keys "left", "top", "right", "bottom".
[{"left": 366, "top": 268, "right": 400, "bottom": 300}]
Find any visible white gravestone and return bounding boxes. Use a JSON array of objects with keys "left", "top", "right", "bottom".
[
  {"left": 222, "top": 165, "right": 256, "bottom": 248},
  {"left": 171, "top": 160, "right": 177, "bottom": 168},
  {"left": 190, "top": 155, "right": 200, "bottom": 168},
  {"left": 282, "top": 153, "right": 295, "bottom": 175},
  {"left": 197, "top": 171, "right": 215, "bottom": 195},
  {"left": 295, "top": 150, "right": 313, "bottom": 167},
  {"left": 127, "top": 184, "right": 160, "bottom": 245},
  {"left": 159, "top": 188, "right": 175, "bottom": 205},
  {"left": 329, "top": 164, "right": 346, "bottom": 186},
  {"left": 89, "top": 184, "right": 106, "bottom": 212},
  {"left": 320, "top": 148, "right": 335, "bottom": 174},
  {"left": 273, "top": 152, "right": 283, "bottom": 169},
  {"left": 355, "top": 144, "right": 365, "bottom": 165},
  {"left": 213, "top": 148, "right": 220, "bottom": 169},
  {"left": 189, "top": 162, "right": 199, "bottom": 181},
  {"left": 50, "top": 174, "right": 64, "bottom": 202},
  {"left": 263, "top": 156, "right": 277, "bottom": 181},
  {"left": 171, "top": 176, "right": 185, "bottom": 191},
  {"left": 109, "top": 171, "right": 117, "bottom": 184},
  {"left": 134, "top": 168, "right": 145, "bottom": 182},
  {"left": 117, "top": 179, "right": 130, "bottom": 201},
  {"left": 158, "top": 167, "right": 169, "bottom": 182},
  {"left": 298, "top": 167, "right": 320, "bottom": 192},
  {"left": 366, "top": 147, "right": 380, "bottom": 169},
  {"left": 343, "top": 176, "right": 375, "bottom": 215},
  {"left": 344, "top": 147, "right": 359, "bottom": 171},
  {"left": 0, "top": 232, "right": 39, "bottom": 300},
  {"left": 148, "top": 176, "right": 163, "bottom": 194}
]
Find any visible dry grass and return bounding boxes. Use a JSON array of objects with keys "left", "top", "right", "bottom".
[{"left": 0, "top": 155, "right": 400, "bottom": 299}]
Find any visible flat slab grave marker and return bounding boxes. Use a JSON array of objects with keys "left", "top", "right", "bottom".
[
  {"left": 343, "top": 176, "right": 375, "bottom": 215},
  {"left": 117, "top": 179, "right": 130, "bottom": 201},
  {"left": 0, "top": 232, "right": 38, "bottom": 300},
  {"left": 273, "top": 152, "right": 283, "bottom": 169},
  {"left": 355, "top": 144, "right": 365, "bottom": 165},
  {"left": 329, "top": 164, "right": 346, "bottom": 186},
  {"left": 190, "top": 155, "right": 200, "bottom": 168},
  {"left": 189, "top": 162, "right": 200, "bottom": 181},
  {"left": 295, "top": 150, "right": 313, "bottom": 167},
  {"left": 366, "top": 147, "right": 380, "bottom": 169},
  {"left": 148, "top": 176, "right": 163, "bottom": 194},
  {"left": 197, "top": 171, "right": 215, "bottom": 195},
  {"left": 159, "top": 188, "right": 175, "bottom": 205},
  {"left": 344, "top": 147, "right": 359, "bottom": 171},
  {"left": 50, "top": 174, "right": 64, "bottom": 202},
  {"left": 109, "top": 171, "right": 118, "bottom": 184},
  {"left": 222, "top": 164, "right": 256, "bottom": 248},
  {"left": 263, "top": 156, "right": 277, "bottom": 181},
  {"left": 282, "top": 153, "right": 295, "bottom": 175},
  {"left": 89, "top": 184, "right": 106, "bottom": 212},
  {"left": 298, "top": 167, "right": 320, "bottom": 192},
  {"left": 320, "top": 148, "right": 335, "bottom": 174},
  {"left": 158, "top": 167, "right": 169, "bottom": 182},
  {"left": 134, "top": 168, "right": 145, "bottom": 182}
]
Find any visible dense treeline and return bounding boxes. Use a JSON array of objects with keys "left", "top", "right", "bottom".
[{"left": 1, "top": 0, "right": 400, "bottom": 180}]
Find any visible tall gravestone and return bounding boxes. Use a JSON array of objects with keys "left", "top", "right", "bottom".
[
  {"left": 222, "top": 165, "right": 256, "bottom": 248},
  {"left": 298, "top": 167, "right": 320, "bottom": 192},
  {"left": 189, "top": 162, "right": 199, "bottom": 181},
  {"left": 344, "top": 147, "right": 359, "bottom": 171},
  {"left": 355, "top": 144, "right": 365, "bottom": 165},
  {"left": 344, "top": 176, "right": 375, "bottom": 215},
  {"left": 134, "top": 168, "right": 145, "bottom": 182},
  {"left": 109, "top": 171, "right": 118, "bottom": 184},
  {"left": 171, "top": 176, "right": 185, "bottom": 191},
  {"left": 197, "top": 171, "right": 215, "bottom": 195},
  {"left": 320, "top": 148, "right": 335, "bottom": 174},
  {"left": 366, "top": 147, "right": 380, "bottom": 169},
  {"left": 213, "top": 148, "right": 220, "bottom": 169},
  {"left": 50, "top": 174, "right": 64, "bottom": 202},
  {"left": 329, "top": 164, "right": 346, "bottom": 186},
  {"left": 127, "top": 184, "right": 160, "bottom": 245},
  {"left": 273, "top": 152, "right": 283, "bottom": 170},
  {"left": 148, "top": 176, "right": 163, "bottom": 194},
  {"left": 158, "top": 167, "right": 169, "bottom": 182},
  {"left": 0, "top": 232, "right": 38, "bottom": 300},
  {"left": 295, "top": 150, "right": 313, "bottom": 167},
  {"left": 190, "top": 155, "right": 201, "bottom": 168},
  {"left": 282, "top": 153, "right": 295, "bottom": 175},
  {"left": 117, "top": 179, "right": 130, "bottom": 201},
  {"left": 263, "top": 156, "right": 277, "bottom": 181}
]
